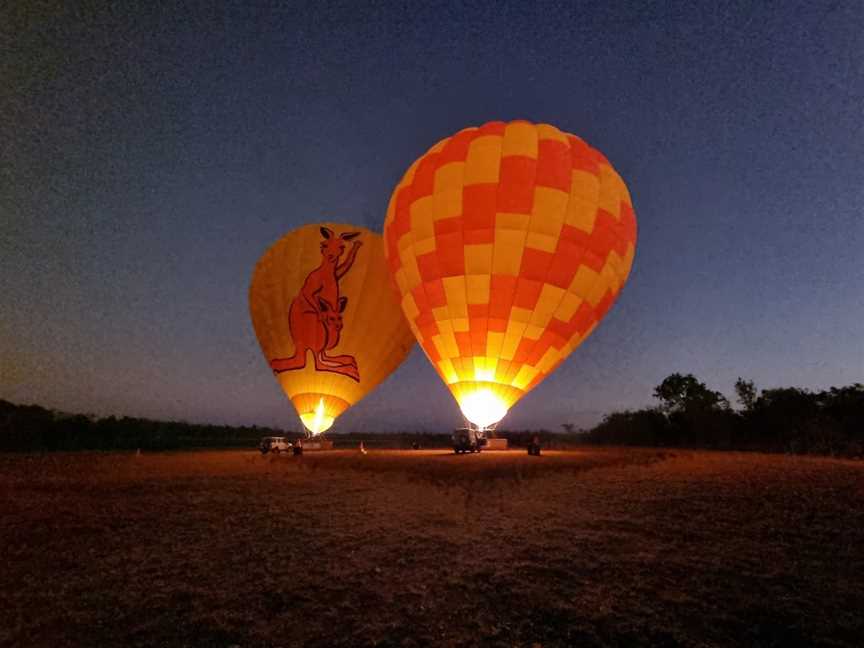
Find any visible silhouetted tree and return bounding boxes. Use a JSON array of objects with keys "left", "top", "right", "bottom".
[
  {"left": 588, "top": 408, "right": 669, "bottom": 446},
  {"left": 584, "top": 376, "right": 863, "bottom": 456},
  {"left": 734, "top": 378, "right": 757, "bottom": 412},
  {"left": 654, "top": 373, "right": 730, "bottom": 414}
]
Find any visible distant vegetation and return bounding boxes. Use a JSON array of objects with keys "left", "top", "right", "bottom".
[
  {"left": 2, "top": 374, "right": 862, "bottom": 456},
  {"left": 584, "top": 374, "right": 864, "bottom": 458},
  {"left": 0, "top": 400, "right": 279, "bottom": 452},
  {"left": 0, "top": 400, "right": 455, "bottom": 452}
]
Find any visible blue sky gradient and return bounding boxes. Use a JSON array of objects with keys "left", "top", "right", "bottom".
[{"left": 2, "top": 1, "right": 862, "bottom": 431}]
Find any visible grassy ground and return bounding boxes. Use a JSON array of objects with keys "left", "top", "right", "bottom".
[{"left": 1, "top": 448, "right": 862, "bottom": 647}]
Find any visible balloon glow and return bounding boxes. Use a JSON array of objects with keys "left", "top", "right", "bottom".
[
  {"left": 250, "top": 223, "right": 415, "bottom": 435},
  {"left": 383, "top": 121, "right": 637, "bottom": 426},
  {"left": 458, "top": 389, "right": 509, "bottom": 429},
  {"left": 300, "top": 398, "right": 333, "bottom": 436}
]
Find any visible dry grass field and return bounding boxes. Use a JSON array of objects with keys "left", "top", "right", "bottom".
[{"left": 1, "top": 447, "right": 862, "bottom": 647}]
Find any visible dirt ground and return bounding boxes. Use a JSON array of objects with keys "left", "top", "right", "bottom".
[{"left": 1, "top": 447, "right": 862, "bottom": 647}]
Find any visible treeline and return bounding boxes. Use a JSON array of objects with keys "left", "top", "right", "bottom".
[
  {"left": 4, "top": 374, "right": 863, "bottom": 456},
  {"left": 0, "top": 398, "right": 487, "bottom": 453},
  {"left": 0, "top": 400, "right": 283, "bottom": 452},
  {"left": 585, "top": 374, "right": 864, "bottom": 457}
]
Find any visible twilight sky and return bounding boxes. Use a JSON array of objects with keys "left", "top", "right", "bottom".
[{"left": 2, "top": 1, "right": 862, "bottom": 432}]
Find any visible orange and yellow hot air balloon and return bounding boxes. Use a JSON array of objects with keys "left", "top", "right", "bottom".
[
  {"left": 383, "top": 120, "right": 637, "bottom": 429},
  {"left": 250, "top": 223, "right": 415, "bottom": 435}
]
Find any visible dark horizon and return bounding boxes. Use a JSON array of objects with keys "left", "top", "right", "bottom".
[{"left": 3, "top": 1, "right": 862, "bottom": 433}]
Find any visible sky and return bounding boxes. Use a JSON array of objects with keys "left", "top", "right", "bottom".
[{"left": 2, "top": 0, "right": 862, "bottom": 432}]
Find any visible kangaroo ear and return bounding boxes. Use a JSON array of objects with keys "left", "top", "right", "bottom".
[
  {"left": 338, "top": 296, "right": 348, "bottom": 313},
  {"left": 340, "top": 232, "right": 360, "bottom": 241},
  {"left": 320, "top": 227, "right": 334, "bottom": 240},
  {"left": 317, "top": 297, "right": 330, "bottom": 312}
]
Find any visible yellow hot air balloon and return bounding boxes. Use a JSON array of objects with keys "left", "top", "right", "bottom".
[
  {"left": 250, "top": 223, "right": 415, "bottom": 435},
  {"left": 383, "top": 120, "right": 637, "bottom": 429}
]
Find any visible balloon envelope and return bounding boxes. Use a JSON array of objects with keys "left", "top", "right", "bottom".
[
  {"left": 250, "top": 223, "right": 415, "bottom": 434},
  {"left": 383, "top": 121, "right": 637, "bottom": 427}
]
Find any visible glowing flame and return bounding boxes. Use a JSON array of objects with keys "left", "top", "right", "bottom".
[
  {"left": 458, "top": 389, "right": 508, "bottom": 429},
  {"left": 299, "top": 398, "right": 334, "bottom": 436}
]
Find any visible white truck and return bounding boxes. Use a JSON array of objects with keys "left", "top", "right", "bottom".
[{"left": 259, "top": 436, "right": 292, "bottom": 454}]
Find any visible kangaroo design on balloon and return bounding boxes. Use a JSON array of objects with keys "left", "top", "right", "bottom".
[{"left": 270, "top": 227, "right": 362, "bottom": 382}]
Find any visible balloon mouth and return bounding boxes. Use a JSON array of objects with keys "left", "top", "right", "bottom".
[
  {"left": 458, "top": 389, "right": 509, "bottom": 429},
  {"left": 299, "top": 398, "right": 334, "bottom": 435}
]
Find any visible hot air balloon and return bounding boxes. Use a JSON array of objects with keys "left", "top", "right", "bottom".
[
  {"left": 383, "top": 120, "right": 637, "bottom": 430},
  {"left": 250, "top": 223, "right": 415, "bottom": 435}
]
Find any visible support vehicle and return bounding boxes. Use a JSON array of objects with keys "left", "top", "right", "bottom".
[
  {"left": 259, "top": 436, "right": 292, "bottom": 454},
  {"left": 452, "top": 428, "right": 486, "bottom": 454}
]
